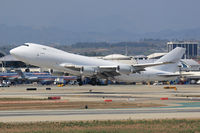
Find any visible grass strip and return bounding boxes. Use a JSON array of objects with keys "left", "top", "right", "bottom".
[{"left": 0, "top": 119, "right": 200, "bottom": 133}]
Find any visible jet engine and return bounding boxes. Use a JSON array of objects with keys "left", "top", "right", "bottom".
[
  {"left": 50, "top": 69, "right": 65, "bottom": 76},
  {"left": 81, "top": 66, "right": 99, "bottom": 76},
  {"left": 25, "top": 68, "right": 30, "bottom": 72},
  {"left": 116, "top": 65, "right": 135, "bottom": 75}
]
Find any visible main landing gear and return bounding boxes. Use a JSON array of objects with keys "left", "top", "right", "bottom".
[
  {"left": 77, "top": 76, "right": 108, "bottom": 86},
  {"left": 90, "top": 77, "right": 98, "bottom": 86}
]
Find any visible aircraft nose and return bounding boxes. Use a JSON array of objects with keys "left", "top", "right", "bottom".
[
  {"left": 10, "top": 47, "right": 21, "bottom": 56},
  {"left": 10, "top": 48, "right": 17, "bottom": 55}
]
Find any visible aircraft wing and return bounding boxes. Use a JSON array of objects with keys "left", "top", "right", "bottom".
[
  {"left": 97, "top": 66, "right": 120, "bottom": 78},
  {"left": 60, "top": 64, "right": 120, "bottom": 77},
  {"left": 60, "top": 62, "right": 172, "bottom": 77}
]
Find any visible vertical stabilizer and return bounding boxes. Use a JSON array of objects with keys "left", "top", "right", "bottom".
[{"left": 153, "top": 47, "right": 185, "bottom": 73}]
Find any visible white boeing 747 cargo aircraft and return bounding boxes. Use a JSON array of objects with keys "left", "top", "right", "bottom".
[{"left": 10, "top": 43, "right": 185, "bottom": 85}]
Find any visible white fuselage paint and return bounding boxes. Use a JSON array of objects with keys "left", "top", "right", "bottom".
[{"left": 10, "top": 43, "right": 176, "bottom": 83}]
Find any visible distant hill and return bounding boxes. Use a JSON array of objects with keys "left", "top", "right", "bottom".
[
  {"left": 143, "top": 28, "right": 200, "bottom": 40},
  {"left": 0, "top": 24, "right": 200, "bottom": 45},
  {"left": 54, "top": 40, "right": 168, "bottom": 56}
]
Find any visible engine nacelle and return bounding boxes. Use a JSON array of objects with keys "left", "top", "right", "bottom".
[
  {"left": 116, "top": 65, "right": 134, "bottom": 75},
  {"left": 50, "top": 69, "right": 65, "bottom": 76},
  {"left": 81, "top": 66, "right": 98, "bottom": 76}
]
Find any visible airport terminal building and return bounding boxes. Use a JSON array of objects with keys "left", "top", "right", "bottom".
[{"left": 167, "top": 41, "right": 199, "bottom": 59}]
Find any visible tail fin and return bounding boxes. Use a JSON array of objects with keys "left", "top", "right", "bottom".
[{"left": 153, "top": 47, "right": 185, "bottom": 73}]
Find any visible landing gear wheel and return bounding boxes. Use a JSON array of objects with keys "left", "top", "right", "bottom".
[
  {"left": 77, "top": 78, "right": 83, "bottom": 86},
  {"left": 91, "top": 78, "right": 97, "bottom": 86}
]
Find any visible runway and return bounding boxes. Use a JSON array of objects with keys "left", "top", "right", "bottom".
[
  {"left": 1, "top": 85, "right": 200, "bottom": 122},
  {"left": 1, "top": 107, "right": 200, "bottom": 117},
  {"left": 1, "top": 107, "right": 200, "bottom": 122}
]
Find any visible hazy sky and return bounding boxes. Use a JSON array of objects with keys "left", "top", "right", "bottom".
[{"left": 0, "top": 0, "right": 200, "bottom": 33}]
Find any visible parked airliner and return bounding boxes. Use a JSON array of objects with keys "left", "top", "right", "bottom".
[{"left": 10, "top": 43, "right": 185, "bottom": 85}]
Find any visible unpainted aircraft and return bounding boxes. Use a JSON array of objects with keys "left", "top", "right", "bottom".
[{"left": 10, "top": 43, "right": 185, "bottom": 85}]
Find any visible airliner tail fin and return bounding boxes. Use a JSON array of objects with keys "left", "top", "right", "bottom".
[{"left": 153, "top": 47, "right": 185, "bottom": 73}]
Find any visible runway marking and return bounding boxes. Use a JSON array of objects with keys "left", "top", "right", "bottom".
[{"left": 0, "top": 100, "right": 68, "bottom": 104}]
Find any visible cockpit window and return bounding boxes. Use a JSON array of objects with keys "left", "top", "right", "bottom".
[{"left": 22, "top": 44, "right": 29, "bottom": 47}]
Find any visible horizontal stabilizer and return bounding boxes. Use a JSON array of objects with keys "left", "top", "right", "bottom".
[{"left": 133, "top": 61, "right": 172, "bottom": 71}]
